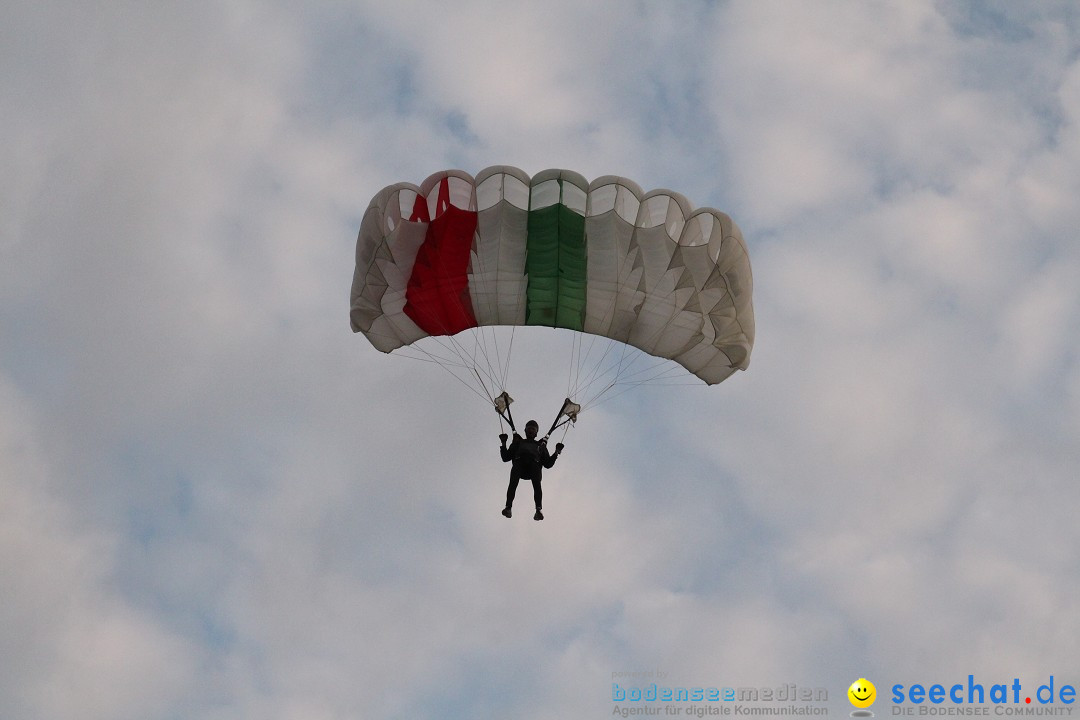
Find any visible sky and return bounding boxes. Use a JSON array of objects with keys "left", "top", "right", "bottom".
[{"left": 3, "top": 1, "right": 1080, "bottom": 718}]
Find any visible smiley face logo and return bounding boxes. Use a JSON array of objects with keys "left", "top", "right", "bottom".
[{"left": 848, "top": 678, "right": 876, "bottom": 708}]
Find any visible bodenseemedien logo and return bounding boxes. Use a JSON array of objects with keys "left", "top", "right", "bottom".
[{"left": 610, "top": 676, "right": 829, "bottom": 717}]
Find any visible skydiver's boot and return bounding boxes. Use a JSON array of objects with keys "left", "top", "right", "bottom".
[
  {"left": 533, "top": 507, "right": 544, "bottom": 521},
  {"left": 501, "top": 506, "right": 512, "bottom": 518}
]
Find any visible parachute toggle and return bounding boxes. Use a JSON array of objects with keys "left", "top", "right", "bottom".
[
  {"left": 494, "top": 391, "right": 514, "bottom": 414},
  {"left": 559, "top": 398, "right": 581, "bottom": 423}
]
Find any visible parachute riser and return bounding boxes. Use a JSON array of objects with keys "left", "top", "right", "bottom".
[
  {"left": 542, "top": 418, "right": 574, "bottom": 441},
  {"left": 499, "top": 408, "right": 516, "bottom": 433}
]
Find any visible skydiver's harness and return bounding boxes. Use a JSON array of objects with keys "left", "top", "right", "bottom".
[{"left": 493, "top": 391, "right": 580, "bottom": 443}]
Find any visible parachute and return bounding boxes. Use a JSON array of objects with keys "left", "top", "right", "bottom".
[{"left": 350, "top": 165, "right": 754, "bottom": 431}]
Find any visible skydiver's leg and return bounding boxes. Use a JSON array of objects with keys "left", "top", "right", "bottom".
[
  {"left": 503, "top": 468, "right": 520, "bottom": 517},
  {"left": 506, "top": 469, "right": 520, "bottom": 506},
  {"left": 532, "top": 479, "right": 543, "bottom": 521}
]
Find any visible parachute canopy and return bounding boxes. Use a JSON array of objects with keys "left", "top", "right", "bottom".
[{"left": 351, "top": 165, "right": 754, "bottom": 389}]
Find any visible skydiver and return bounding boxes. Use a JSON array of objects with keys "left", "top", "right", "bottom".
[{"left": 499, "top": 419, "right": 563, "bottom": 521}]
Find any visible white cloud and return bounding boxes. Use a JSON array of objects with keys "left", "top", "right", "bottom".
[
  {"left": 4, "top": 1, "right": 1080, "bottom": 718},
  {"left": 0, "top": 379, "right": 200, "bottom": 719}
]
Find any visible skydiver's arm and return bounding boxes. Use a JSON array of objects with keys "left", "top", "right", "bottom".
[
  {"left": 542, "top": 442, "right": 563, "bottom": 469},
  {"left": 501, "top": 434, "right": 520, "bottom": 462},
  {"left": 540, "top": 441, "right": 559, "bottom": 469}
]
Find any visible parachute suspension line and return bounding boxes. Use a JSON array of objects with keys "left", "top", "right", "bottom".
[
  {"left": 397, "top": 301, "right": 510, "bottom": 406},
  {"left": 458, "top": 323, "right": 515, "bottom": 405},
  {"left": 609, "top": 331, "right": 642, "bottom": 385},
  {"left": 578, "top": 360, "right": 697, "bottom": 415},
  {"left": 490, "top": 326, "right": 506, "bottom": 391},
  {"left": 492, "top": 324, "right": 514, "bottom": 394},
  {"left": 502, "top": 326, "right": 516, "bottom": 392},
  {"left": 431, "top": 333, "right": 498, "bottom": 397},
  {"left": 568, "top": 331, "right": 582, "bottom": 399},
  {"left": 394, "top": 344, "right": 496, "bottom": 407},
  {"left": 394, "top": 344, "right": 468, "bottom": 369},
  {"left": 570, "top": 335, "right": 626, "bottom": 404},
  {"left": 599, "top": 362, "right": 689, "bottom": 394},
  {"left": 563, "top": 330, "right": 616, "bottom": 408},
  {"left": 443, "top": 328, "right": 496, "bottom": 396},
  {"left": 581, "top": 371, "right": 694, "bottom": 415},
  {"left": 567, "top": 329, "right": 700, "bottom": 413},
  {"left": 472, "top": 365, "right": 495, "bottom": 404},
  {"left": 568, "top": 331, "right": 637, "bottom": 407},
  {"left": 563, "top": 329, "right": 614, "bottom": 421},
  {"left": 586, "top": 353, "right": 692, "bottom": 404},
  {"left": 565, "top": 331, "right": 575, "bottom": 398},
  {"left": 470, "top": 297, "right": 514, "bottom": 403},
  {"left": 576, "top": 332, "right": 592, "bottom": 392},
  {"left": 579, "top": 383, "right": 638, "bottom": 414},
  {"left": 482, "top": 325, "right": 500, "bottom": 387},
  {"left": 471, "top": 326, "right": 502, "bottom": 400},
  {"left": 564, "top": 328, "right": 622, "bottom": 409},
  {"left": 574, "top": 331, "right": 604, "bottom": 392},
  {"left": 556, "top": 416, "right": 573, "bottom": 444},
  {"left": 581, "top": 341, "right": 630, "bottom": 408},
  {"left": 570, "top": 332, "right": 587, "bottom": 395},
  {"left": 566, "top": 330, "right": 581, "bottom": 401}
]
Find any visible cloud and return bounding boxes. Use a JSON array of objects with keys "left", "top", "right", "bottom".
[
  {"left": 0, "top": 378, "right": 200, "bottom": 719},
  {"left": 4, "top": 1, "right": 1080, "bottom": 718}
]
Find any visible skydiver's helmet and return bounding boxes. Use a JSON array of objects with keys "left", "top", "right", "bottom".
[{"left": 525, "top": 421, "right": 539, "bottom": 439}]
